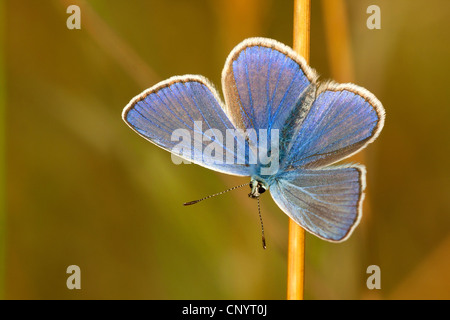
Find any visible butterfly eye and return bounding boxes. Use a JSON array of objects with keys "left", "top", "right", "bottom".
[{"left": 258, "top": 186, "right": 266, "bottom": 194}]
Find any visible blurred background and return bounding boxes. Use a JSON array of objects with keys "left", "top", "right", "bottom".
[{"left": 2, "top": 0, "right": 450, "bottom": 299}]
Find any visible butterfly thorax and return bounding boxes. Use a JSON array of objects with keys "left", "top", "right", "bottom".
[{"left": 248, "top": 177, "right": 269, "bottom": 199}]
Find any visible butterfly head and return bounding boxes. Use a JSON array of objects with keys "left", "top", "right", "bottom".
[{"left": 249, "top": 178, "right": 268, "bottom": 199}]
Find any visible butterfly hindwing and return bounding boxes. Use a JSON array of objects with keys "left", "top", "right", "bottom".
[
  {"left": 270, "top": 165, "right": 365, "bottom": 242},
  {"left": 281, "top": 82, "right": 385, "bottom": 171}
]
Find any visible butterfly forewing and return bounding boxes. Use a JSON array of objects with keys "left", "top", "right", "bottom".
[
  {"left": 222, "top": 38, "right": 318, "bottom": 149},
  {"left": 123, "top": 75, "right": 254, "bottom": 177}
]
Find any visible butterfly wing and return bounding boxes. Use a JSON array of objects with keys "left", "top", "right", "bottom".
[
  {"left": 270, "top": 165, "right": 365, "bottom": 242},
  {"left": 122, "top": 75, "right": 253, "bottom": 176},
  {"left": 221, "top": 37, "right": 318, "bottom": 149},
  {"left": 281, "top": 82, "right": 385, "bottom": 170}
]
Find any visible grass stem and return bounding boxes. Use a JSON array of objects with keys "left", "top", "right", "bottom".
[{"left": 287, "top": 0, "right": 310, "bottom": 300}]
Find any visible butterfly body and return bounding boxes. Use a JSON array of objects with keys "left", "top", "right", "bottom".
[
  {"left": 123, "top": 37, "right": 385, "bottom": 242},
  {"left": 248, "top": 177, "right": 268, "bottom": 199}
]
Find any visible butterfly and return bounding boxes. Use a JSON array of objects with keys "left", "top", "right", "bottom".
[{"left": 122, "top": 38, "right": 385, "bottom": 244}]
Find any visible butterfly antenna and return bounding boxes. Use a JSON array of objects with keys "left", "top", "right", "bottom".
[
  {"left": 183, "top": 182, "right": 250, "bottom": 206},
  {"left": 257, "top": 197, "right": 266, "bottom": 249}
]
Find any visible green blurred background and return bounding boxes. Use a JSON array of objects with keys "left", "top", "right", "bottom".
[{"left": 2, "top": 0, "right": 450, "bottom": 299}]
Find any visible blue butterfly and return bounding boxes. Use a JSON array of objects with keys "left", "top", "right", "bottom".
[{"left": 122, "top": 38, "right": 385, "bottom": 243}]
